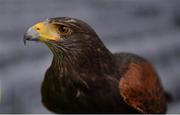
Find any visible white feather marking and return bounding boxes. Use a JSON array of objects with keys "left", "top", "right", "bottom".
[
  {"left": 65, "top": 19, "right": 77, "bottom": 23},
  {"left": 76, "top": 90, "right": 81, "bottom": 97}
]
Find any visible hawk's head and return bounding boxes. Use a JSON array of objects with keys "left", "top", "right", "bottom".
[{"left": 24, "top": 17, "right": 105, "bottom": 55}]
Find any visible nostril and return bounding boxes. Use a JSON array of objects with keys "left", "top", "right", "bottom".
[{"left": 36, "top": 28, "right": 40, "bottom": 30}]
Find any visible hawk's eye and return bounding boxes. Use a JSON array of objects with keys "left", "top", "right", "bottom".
[{"left": 58, "top": 25, "right": 71, "bottom": 35}]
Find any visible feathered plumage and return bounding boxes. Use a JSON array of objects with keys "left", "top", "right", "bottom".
[{"left": 24, "top": 17, "right": 167, "bottom": 113}]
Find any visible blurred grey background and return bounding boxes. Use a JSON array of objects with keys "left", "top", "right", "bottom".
[{"left": 0, "top": 0, "right": 180, "bottom": 113}]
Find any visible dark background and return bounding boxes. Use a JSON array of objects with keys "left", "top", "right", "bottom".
[{"left": 0, "top": 0, "right": 180, "bottom": 113}]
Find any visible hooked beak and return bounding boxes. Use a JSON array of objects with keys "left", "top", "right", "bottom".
[
  {"left": 24, "top": 27, "right": 40, "bottom": 45},
  {"left": 24, "top": 20, "right": 61, "bottom": 45}
]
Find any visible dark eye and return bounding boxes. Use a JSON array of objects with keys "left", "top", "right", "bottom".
[{"left": 58, "top": 25, "right": 71, "bottom": 35}]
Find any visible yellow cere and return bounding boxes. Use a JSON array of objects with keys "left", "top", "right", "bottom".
[{"left": 32, "top": 21, "right": 60, "bottom": 41}]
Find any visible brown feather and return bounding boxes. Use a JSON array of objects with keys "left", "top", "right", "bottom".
[{"left": 118, "top": 55, "right": 166, "bottom": 113}]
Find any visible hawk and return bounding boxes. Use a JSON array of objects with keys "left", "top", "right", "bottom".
[{"left": 24, "top": 17, "right": 167, "bottom": 113}]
